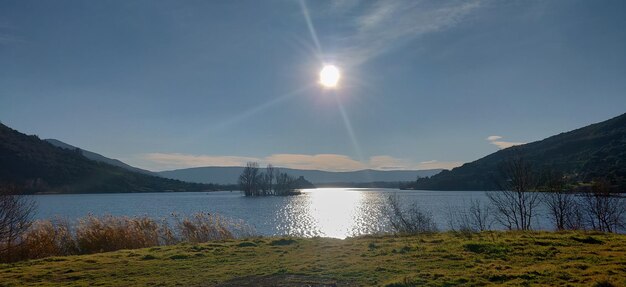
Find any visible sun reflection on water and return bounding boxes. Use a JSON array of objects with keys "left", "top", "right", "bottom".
[{"left": 275, "top": 188, "right": 388, "bottom": 239}]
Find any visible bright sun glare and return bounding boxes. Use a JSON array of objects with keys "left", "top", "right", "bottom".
[{"left": 319, "top": 64, "right": 341, "bottom": 88}]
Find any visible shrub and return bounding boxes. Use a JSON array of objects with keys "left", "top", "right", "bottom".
[
  {"left": 20, "top": 219, "right": 77, "bottom": 260},
  {"left": 570, "top": 236, "right": 603, "bottom": 244},
  {"left": 593, "top": 280, "right": 616, "bottom": 287},
  {"left": 174, "top": 213, "right": 234, "bottom": 243},
  {"left": 0, "top": 185, "right": 36, "bottom": 263},
  {"left": 75, "top": 215, "right": 161, "bottom": 253},
  {"left": 237, "top": 241, "right": 257, "bottom": 247},
  {"left": 463, "top": 242, "right": 510, "bottom": 259},
  {"left": 384, "top": 194, "right": 437, "bottom": 234}
]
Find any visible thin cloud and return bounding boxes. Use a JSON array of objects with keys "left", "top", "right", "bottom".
[
  {"left": 138, "top": 153, "right": 259, "bottom": 171},
  {"left": 0, "top": 33, "right": 20, "bottom": 44},
  {"left": 486, "top": 135, "right": 525, "bottom": 149},
  {"left": 417, "top": 160, "right": 463, "bottom": 170},
  {"left": 132, "top": 153, "right": 462, "bottom": 172},
  {"left": 265, "top": 154, "right": 365, "bottom": 171},
  {"left": 331, "top": 0, "right": 484, "bottom": 65},
  {"left": 330, "top": 0, "right": 361, "bottom": 12},
  {"left": 0, "top": 22, "right": 23, "bottom": 45},
  {"left": 368, "top": 155, "right": 412, "bottom": 170}
]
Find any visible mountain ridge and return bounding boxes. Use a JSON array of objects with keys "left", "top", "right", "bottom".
[
  {"left": 44, "top": 139, "right": 155, "bottom": 176},
  {"left": 158, "top": 166, "right": 443, "bottom": 185}
]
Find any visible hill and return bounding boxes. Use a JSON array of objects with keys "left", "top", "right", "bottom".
[
  {"left": 414, "top": 113, "right": 626, "bottom": 191},
  {"left": 0, "top": 124, "right": 214, "bottom": 194},
  {"left": 44, "top": 139, "right": 155, "bottom": 175},
  {"left": 158, "top": 166, "right": 442, "bottom": 185},
  {"left": 292, "top": 176, "right": 315, "bottom": 189}
]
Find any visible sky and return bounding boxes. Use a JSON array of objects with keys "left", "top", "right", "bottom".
[{"left": 1, "top": 0, "right": 625, "bottom": 172}]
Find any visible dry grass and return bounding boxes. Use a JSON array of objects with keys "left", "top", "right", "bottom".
[
  {"left": 1, "top": 213, "right": 253, "bottom": 263},
  {"left": 172, "top": 213, "right": 254, "bottom": 243}
]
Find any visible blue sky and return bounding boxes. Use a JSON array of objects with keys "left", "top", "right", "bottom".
[{"left": 1, "top": 0, "right": 625, "bottom": 171}]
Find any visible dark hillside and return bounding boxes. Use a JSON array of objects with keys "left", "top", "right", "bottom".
[
  {"left": 0, "top": 124, "right": 213, "bottom": 194},
  {"left": 414, "top": 113, "right": 626, "bottom": 190}
]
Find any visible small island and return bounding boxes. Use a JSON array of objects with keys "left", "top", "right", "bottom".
[{"left": 238, "top": 162, "right": 314, "bottom": 196}]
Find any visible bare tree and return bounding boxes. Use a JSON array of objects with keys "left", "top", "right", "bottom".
[
  {"left": 0, "top": 185, "right": 36, "bottom": 261},
  {"left": 384, "top": 194, "right": 437, "bottom": 234},
  {"left": 582, "top": 180, "right": 625, "bottom": 233},
  {"left": 447, "top": 200, "right": 492, "bottom": 232},
  {"left": 238, "top": 162, "right": 260, "bottom": 196},
  {"left": 567, "top": 206, "right": 586, "bottom": 231},
  {"left": 487, "top": 157, "right": 541, "bottom": 231},
  {"left": 469, "top": 200, "right": 493, "bottom": 231},
  {"left": 542, "top": 170, "right": 580, "bottom": 230},
  {"left": 447, "top": 206, "right": 472, "bottom": 233}
]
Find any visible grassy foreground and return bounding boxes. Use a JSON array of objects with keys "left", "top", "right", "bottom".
[{"left": 1, "top": 231, "right": 624, "bottom": 286}]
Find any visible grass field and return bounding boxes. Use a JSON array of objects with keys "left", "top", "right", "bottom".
[{"left": 0, "top": 231, "right": 624, "bottom": 286}]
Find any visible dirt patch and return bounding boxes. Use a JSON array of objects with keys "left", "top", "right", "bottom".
[{"left": 213, "top": 274, "right": 354, "bottom": 287}]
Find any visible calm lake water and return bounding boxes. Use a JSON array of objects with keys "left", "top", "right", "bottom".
[{"left": 33, "top": 188, "right": 556, "bottom": 239}]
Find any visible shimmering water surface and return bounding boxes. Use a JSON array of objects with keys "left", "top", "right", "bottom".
[{"left": 33, "top": 188, "right": 554, "bottom": 238}]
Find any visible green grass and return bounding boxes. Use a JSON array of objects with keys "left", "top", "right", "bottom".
[{"left": 0, "top": 231, "right": 624, "bottom": 286}]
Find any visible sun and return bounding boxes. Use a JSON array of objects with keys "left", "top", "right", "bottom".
[{"left": 319, "top": 64, "right": 341, "bottom": 88}]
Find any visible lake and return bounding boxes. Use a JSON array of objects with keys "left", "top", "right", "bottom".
[{"left": 33, "top": 188, "right": 556, "bottom": 239}]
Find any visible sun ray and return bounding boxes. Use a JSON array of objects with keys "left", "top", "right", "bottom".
[
  {"left": 199, "top": 85, "right": 314, "bottom": 135},
  {"left": 298, "top": 0, "right": 322, "bottom": 56},
  {"left": 334, "top": 95, "right": 373, "bottom": 182}
]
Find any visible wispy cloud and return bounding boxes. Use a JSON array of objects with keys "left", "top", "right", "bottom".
[
  {"left": 330, "top": 0, "right": 484, "bottom": 65},
  {"left": 486, "top": 135, "right": 525, "bottom": 149},
  {"left": 131, "top": 153, "right": 462, "bottom": 172},
  {"left": 0, "top": 32, "right": 19, "bottom": 44},
  {"left": 330, "top": 0, "right": 361, "bottom": 12},
  {"left": 417, "top": 160, "right": 463, "bottom": 170},
  {"left": 0, "top": 22, "right": 22, "bottom": 45},
  {"left": 265, "top": 154, "right": 364, "bottom": 171},
  {"left": 137, "top": 153, "right": 259, "bottom": 171}
]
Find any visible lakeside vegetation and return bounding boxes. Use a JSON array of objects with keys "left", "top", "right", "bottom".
[
  {"left": 0, "top": 210, "right": 253, "bottom": 263},
  {"left": 1, "top": 231, "right": 624, "bottom": 286}
]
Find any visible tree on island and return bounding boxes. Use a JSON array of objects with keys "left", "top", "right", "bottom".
[
  {"left": 238, "top": 162, "right": 261, "bottom": 196},
  {"left": 261, "top": 164, "right": 276, "bottom": 195},
  {"left": 238, "top": 162, "right": 313, "bottom": 196}
]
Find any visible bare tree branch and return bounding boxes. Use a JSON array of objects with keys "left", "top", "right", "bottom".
[{"left": 487, "top": 156, "right": 541, "bottom": 231}]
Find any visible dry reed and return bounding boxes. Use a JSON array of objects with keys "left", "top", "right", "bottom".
[{"left": 0, "top": 212, "right": 254, "bottom": 263}]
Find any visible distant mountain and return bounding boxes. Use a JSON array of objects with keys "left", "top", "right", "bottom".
[
  {"left": 0, "top": 124, "right": 214, "bottom": 194},
  {"left": 158, "top": 166, "right": 442, "bottom": 185},
  {"left": 44, "top": 139, "right": 155, "bottom": 176},
  {"left": 292, "top": 176, "right": 315, "bottom": 189},
  {"left": 414, "top": 113, "right": 626, "bottom": 191}
]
